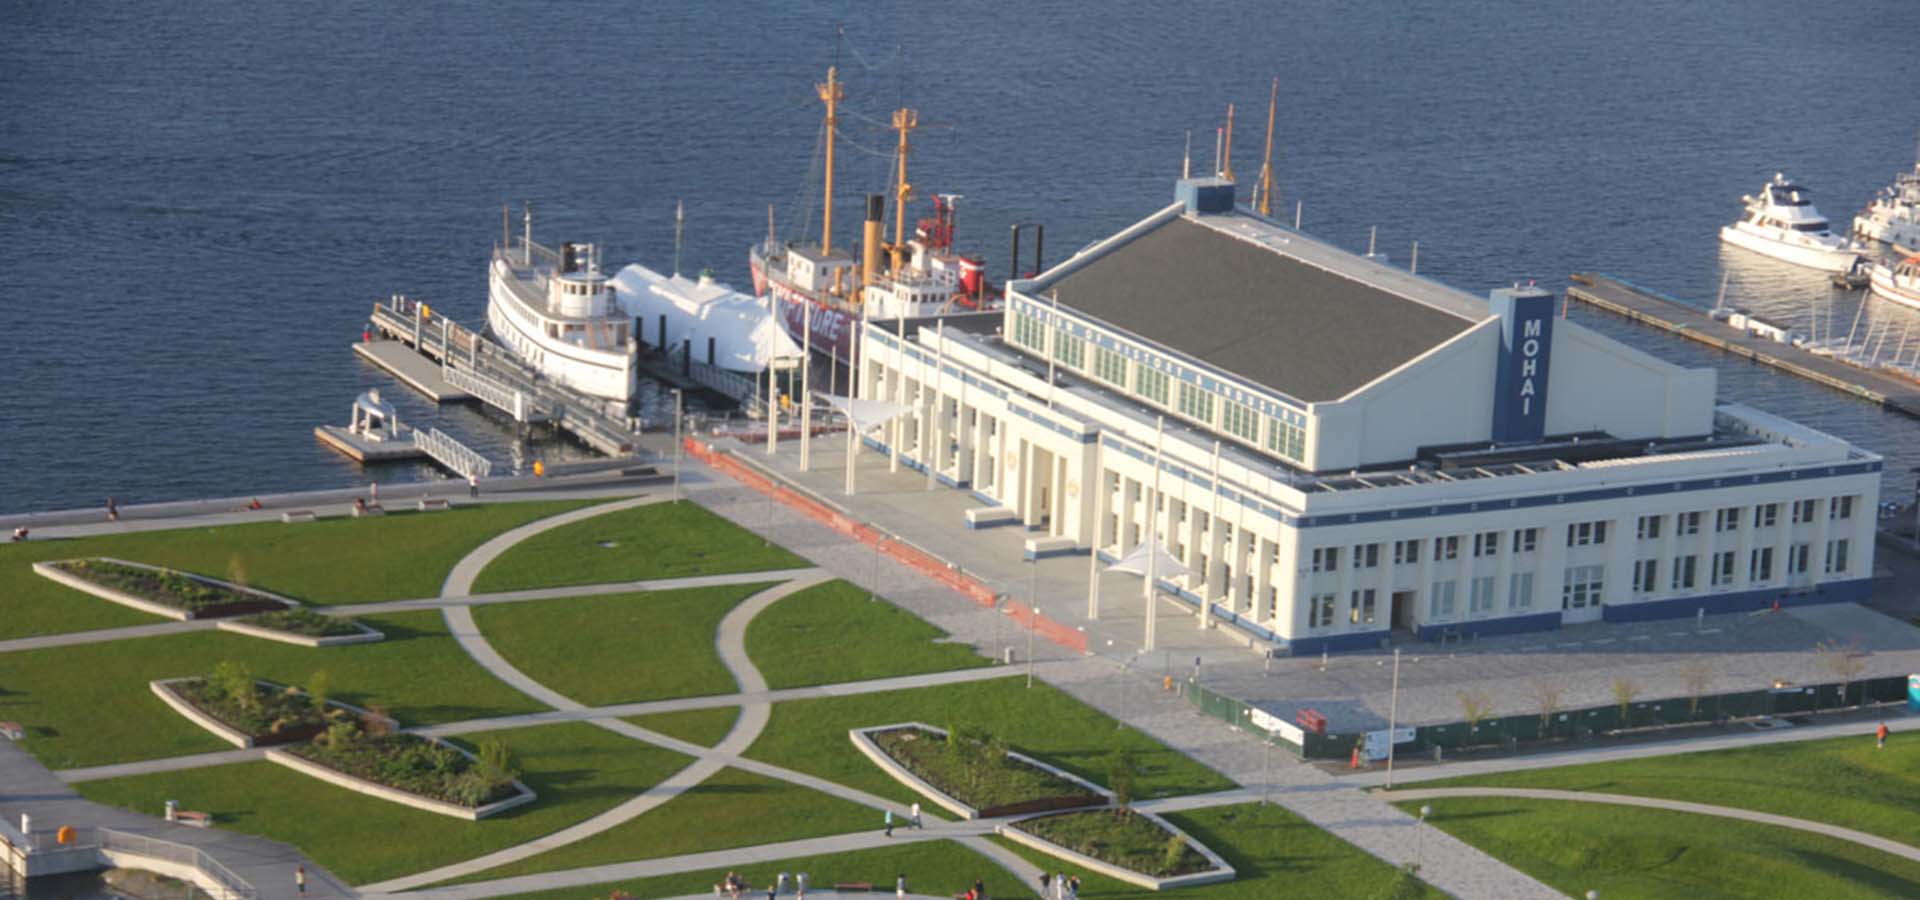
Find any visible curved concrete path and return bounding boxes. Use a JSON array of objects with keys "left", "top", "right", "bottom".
[
  {"left": 1382, "top": 786, "right": 1920, "bottom": 863},
  {"left": 371, "top": 497, "right": 949, "bottom": 894}
]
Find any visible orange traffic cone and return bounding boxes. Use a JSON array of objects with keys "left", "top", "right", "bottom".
[
  {"left": 1350, "top": 747, "right": 1362, "bottom": 769},
  {"left": 1771, "top": 599, "right": 1781, "bottom": 613}
]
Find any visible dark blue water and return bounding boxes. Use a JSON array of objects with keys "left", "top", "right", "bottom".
[{"left": 3, "top": 0, "right": 1918, "bottom": 514}]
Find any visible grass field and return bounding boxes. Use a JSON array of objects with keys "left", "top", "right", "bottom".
[
  {"left": 447, "top": 766, "right": 877, "bottom": 885},
  {"left": 472, "top": 501, "right": 807, "bottom": 593},
  {"left": 75, "top": 722, "right": 691, "bottom": 886},
  {"left": 745, "top": 579, "right": 990, "bottom": 690},
  {"left": 989, "top": 803, "right": 1441, "bottom": 899},
  {"left": 1394, "top": 797, "right": 1920, "bottom": 899},
  {"left": 0, "top": 609, "right": 543, "bottom": 769},
  {"left": 0, "top": 500, "right": 595, "bottom": 639},
  {"left": 1415, "top": 732, "right": 1920, "bottom": 845},
  {"left": 490, "top": 839, "right": 996, "bottom": 900},
  {"left": 625, "top": 707, "right": 741, "bottom": 747},
  {"left": 474, "top": 583, "right": 773, "bottom": 707},
  {"left": 744, "top": 677, "right": 1235, "bottom": 811}
]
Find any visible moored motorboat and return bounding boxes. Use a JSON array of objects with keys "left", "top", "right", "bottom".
[{"left": 1718, "top": 173, "right": 1863, "bottom": 272}]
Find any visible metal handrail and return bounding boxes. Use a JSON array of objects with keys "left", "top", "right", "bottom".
[{"left": 414, "top": 427, "right": 492, "bottom": 479}]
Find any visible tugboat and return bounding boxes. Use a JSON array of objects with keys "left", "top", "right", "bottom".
[
  {"left": 1719, "top": 173, "right": 1863, "bottom": 272},
  {"left": 1854, "top": 146, "right": 1920, "bottom": 256},
  {"left": 1867, "top": 254, "right": 1920, "bottom": 313},
  {"left": 487, "top": 207, "right": 639, "bottom": 403},
  {"left": 748, "top": 66, "right": 999, "bottom": 363}
]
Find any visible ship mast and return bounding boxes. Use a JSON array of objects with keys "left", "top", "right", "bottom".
[
  {"left": 890, "top": 107, "right": 918, "bottom": 275},
  {"left": 1221, "top": 103, "right": 1235, "bottom": 182},
  {"left": 1258, "top": 77, "right": 1277, "bottom": 216},
  {"left": 817, "top": 66, "right": 843, "bottom": 256}
]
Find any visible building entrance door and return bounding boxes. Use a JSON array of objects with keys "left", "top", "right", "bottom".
[
  {"left": 1562, "top": 594, "right": 1603, "bottom": 624},
  {"left": 1390, "top": 590, "right": 1416, "bottom": 631}
]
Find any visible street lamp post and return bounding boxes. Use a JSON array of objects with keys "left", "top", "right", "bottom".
[
  {"left": 1027, "top": 558, "right": 1038, "bottom": 688},
  {"left": 1386, "top": 648, "right": 1402, "bottom": 789},
  {"left": 670, "top": 388, "right": 684, "bottom": 503},
  {"left": 1416, "top": 804, "right": 1432, "bottom": 872}
]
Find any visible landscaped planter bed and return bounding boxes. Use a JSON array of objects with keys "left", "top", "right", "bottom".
[
  {"left": 214, "top": 608, "right": 384, "bottom": 647},
  {"left": 1000, "top": 808, "right": 1236, "bottom": 890},
  {"left": 36, "top": 558, "right": 293, "bottom": 621},
  {"left": 851, "top": 722, "right": 1106, "bottom": 820},
  {"left": 149, "top": 677, "right": 331, "bottom": 749},
  {"left": 269, "top": 734, "right": 535, "bottom": 821}
]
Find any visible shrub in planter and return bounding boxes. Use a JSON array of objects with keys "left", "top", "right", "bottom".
[
  {"left": 170, "top": 669, "right": 327, "bottom": 740},
  {"left": 234, "top": 608, "right": 364, "bottom": 638}
]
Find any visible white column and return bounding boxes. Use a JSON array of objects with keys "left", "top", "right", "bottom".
[{"left": 1250, "top": 534, "right": 1274, "bottom": 620}]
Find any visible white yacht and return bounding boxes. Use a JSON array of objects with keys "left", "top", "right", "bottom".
[
  {"left": 1719, "top": 173, "right": 1863, "bottom": 272},
  {"left": 1853, "top": 149, "right": 1920, "bottom": 256},
  {"left": 1868, "top": 254, "right": 1920, "bottom": 313},
  {"left": 487, "top": 211, "right": 638, "bottom": 403}
]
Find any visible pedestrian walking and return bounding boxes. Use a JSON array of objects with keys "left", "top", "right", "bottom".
[
  {"left": 1067, "top": 875, "right": 1080, "bottom": 900},
  {"left": 106, "top": 496, "right": 119, "bottom": 522},
  {"left": 973, "top": 877, "right": 985, "bottom": 900},
  {"left": 910, "top": 801, "right": 922, "bottom": 829},
  {"left": 295, "top": 864, "right": 306, "bottom": 896},
  {"left": 795, "top": 872, "right": 807, "bottom": 899},
  {"left": 1053, "top": 872, "right": 1065, "bottom": 900},
  {"left": 884, "top": 808, "right": 894, "bottom": 837},
  {"left": 468, "top": 473, "right": 480, "bottom": 498},
  {"left": 1878, "top": 722, "right": 1890, "bottom": 748},
  {"left": 766, "top": 883, "right": 776, "bottom": 900},
  {"left": 776, "top": 872, "right": 789, "bottom": 896},
  {"left": 895, "top": 874, "right": 906, "bottom": 900},
  {"left": 1037, "top": 873, "right": 1050, "bottom": 896}
]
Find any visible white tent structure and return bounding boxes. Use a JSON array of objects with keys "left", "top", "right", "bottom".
[
  {"left": 611, "top": 263, "right": 800, "bottom": 372},
  {"left": 1107, "top": 536, "right": 1192, "bottom": 581}
]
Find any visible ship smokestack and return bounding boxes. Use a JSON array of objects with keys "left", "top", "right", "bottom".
[
  {"left": 1009, "top": 224, "right": 1022, "bottom": 283},
  {"left": 862, "top": 194, "right": 884, "bottom": 296}
]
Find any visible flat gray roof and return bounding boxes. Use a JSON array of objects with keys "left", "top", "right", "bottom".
[{"left": 1044, "top": 215, "right": 1481, "bottom": 402}]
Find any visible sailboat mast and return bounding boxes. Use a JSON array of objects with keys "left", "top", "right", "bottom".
[
  {"left": 817, "top": 66, "right": 843, "bottom": 256},
  {"left": 1258, "top": 77, "right": 1277, "bottom": 216},
  {"left": 891, "top": 107, "right": 918, "bottom": 274}
]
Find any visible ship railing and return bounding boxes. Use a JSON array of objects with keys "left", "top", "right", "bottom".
[{"left": 443, "top": 366, "right": 536, "bottom": 423}]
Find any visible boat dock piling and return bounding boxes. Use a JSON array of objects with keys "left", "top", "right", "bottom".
[
  {"left": 363, "top": 296, "right": 640, "bottom": 456},
  {"left": 1565, "top": 273, "right": 1920, "bottom": 419}
]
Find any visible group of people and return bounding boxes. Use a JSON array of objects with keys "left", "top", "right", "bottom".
[
  {"left": 1037, "top": 872, "right": 1080, "bottom": 900},
  {"left": 714, "top": 869, "right": 805, "bottom": 900},
  {"left": 882, "top": 802, "right": 924, "bottom": 837}
]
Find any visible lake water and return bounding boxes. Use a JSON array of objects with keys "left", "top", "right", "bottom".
[{"left": 3, "top": 0, "right": 1918, "bottom": 513}]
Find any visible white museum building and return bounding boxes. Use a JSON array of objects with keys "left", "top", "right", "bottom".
[{"left": 850, "top": 176, "right": 1882, "bottom": 655}]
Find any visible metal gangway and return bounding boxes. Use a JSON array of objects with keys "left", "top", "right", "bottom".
[
  {"left": 413, "top": 427, "right": 492, "bottom": 479},
  {"left": 369, "top": 297, "right": 640, "bottom": 455},
  {"left": 2, "top": 825, "right": 256, "bottom": 900}
]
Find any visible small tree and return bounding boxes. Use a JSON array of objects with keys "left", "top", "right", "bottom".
[
  {"left": 307, "top": 670, "right": 331, "bottom": 715},
  {"left": 474, "top": 738, "right": 520, "bottom": 790},
  {"left": 363, "top": 703, "right": 393, "bottom": 737},
  {"left": 1160, "top": 834, "right": 1186, "bottom": 875},
  {"left": 1456, "top": 689, "right": 1495, "bottom": 737},
  {"left": 210, "top": 661, "right": 257, "bottom": 712},
  {"left": 1528, "top": 678, "right": 1563, "bottom": 739},
  {"left": 1815, "top": 640, "right": 1868, "bottom": 708},
  {"left": 1109, "top": 749, "right": 1138, "bottom": 814},
  {"left": 1611, "top": 678, "right": 1641, "bottom": 729},
  {"left": 1679, "top": 660, "right": 1714, "bottom": 717}
]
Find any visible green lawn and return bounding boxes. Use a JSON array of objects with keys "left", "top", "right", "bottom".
[
  {"left": 991, "top": 803, "right": 1443, "bottom": 899},
  {"left": 471, "top": 501, "right": 807, "bottom": 592},
  {"left": 474, "top": 584, "right": 772, "bottom": 707},
  {"left": 447, "top": 766, "right": 876, "bottom": 885},
  {"left": 745, "top": 579, "right": 990, "bottom": 690},
  {"left": 624, "top": 708, "right": 741, "bottom": 747},
  {"left": 1395, "top": 797, "right": 1920, "bottom": 899},
  {"left": 744, "top": 677, "right": 1234, "bottom": 812},
  {"left": 491, "top": 839, "right": 997, "bottom": 900},
  {"left": 1415, "top": 732, "right": 1920, "bottom": 845},
  {"left": 76, "top": 722, "right": 691, "bottom": 887},
  {"left": 0, "top": 501, "right": 595, "bottom": 638},
  {"left": 0, "top": 610, "right": 544, "bottom": 769}
]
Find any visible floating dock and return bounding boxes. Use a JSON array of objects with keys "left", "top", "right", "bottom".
[
  {"left": 1566, "top": 273, "right": 1920, "bottom": 419},
  {"left": 352, "top": 340, "right": 470, "bottom": 401},
  {"left": 313, "top": 423, "right": 427, "bottom": 463}
]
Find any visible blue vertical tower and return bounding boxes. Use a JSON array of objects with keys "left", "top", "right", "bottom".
[{"left": 1489, "top": 285, "right": 1556, "bottom": 443}]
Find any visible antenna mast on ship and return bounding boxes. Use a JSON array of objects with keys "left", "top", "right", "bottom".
[
  {"left": 818, "top": 66, "right": 843, "bottom": 258},
  {"left": 673, "top": 200, "right": 685, "bottom": 277},
  {"left": 1258, "top": 77, "right": 1277, "bottom": 216},
  {"left": 1221, "top": 103, "right": 1235, "bottom": 182},
  {"left": 890, "top": 106, "right": 918, "bottom": 275}
]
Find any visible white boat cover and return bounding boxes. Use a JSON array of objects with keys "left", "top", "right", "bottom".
[{"left": 611, "top": 264, "right": 801, "bottom": 372}]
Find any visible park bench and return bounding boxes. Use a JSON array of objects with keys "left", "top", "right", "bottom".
[
  {"left": 173, "top": 811, "right": 212, "bottom": 828},
  {"left": 279, "top": 510, "right": 317, "bottom": 523},
  {"left": 417, "top": 497, "right": 451, "bottom": 512},
  {"left": 833, "top": 883, "right": 873, "bottom": 892},
  {"left": 351, "top": 503, "right": 385, "bottom": 518}
]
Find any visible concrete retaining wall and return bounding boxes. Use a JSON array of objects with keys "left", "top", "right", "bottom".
[
  {"left": 849, "top": 722, "right": 1110, "bottom": 821},
  {"left": 997, "top": 808, "right": 1237, "bottom": 891},
  {"left": 262, "top": 746, "right": 535, "bottom": 821},
  {"left": 149, "top": 679, "right": 257, "bottom": 749},
  {"left": 212, "top": 618, "right": 385, "bottom": 648},
  {"left": 34, "top": 558, "right": 296, "bottom": 621}
]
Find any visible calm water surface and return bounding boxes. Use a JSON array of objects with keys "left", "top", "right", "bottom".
[{"left": 3, "top": 1, "right": 1918, "bottom": 513}]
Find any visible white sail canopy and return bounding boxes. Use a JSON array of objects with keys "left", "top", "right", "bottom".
[
  {"left": 822, "top": 395, "right": 909, "bottom": 434},
  {"left": 611, "top": 264, "right": 801, "bottom": 372},
  {"left": 1106, "top": 537, "right": 1192, "bottom": 582}
]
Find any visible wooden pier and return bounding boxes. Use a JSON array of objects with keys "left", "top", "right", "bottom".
[
  {"left": 352, "top": 340, "right": 469, "bottom": 401},
  {"left": 1566, "top": 273, "right": 1920, "bottom": 419}
]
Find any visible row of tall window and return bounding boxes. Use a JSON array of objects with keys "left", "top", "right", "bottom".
[
  {"left": 1631, "top": 498, "right": 1851, "bottom": 542},
  {"left": 1007, "top": 307, "right": 1307, "bottom": 462}
]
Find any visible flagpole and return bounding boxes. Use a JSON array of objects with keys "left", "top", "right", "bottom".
[
  {"left": 1086, "top": 436, "right": 1105, "bottom": 620},
  {"left": 1203, "top": 440, "right": 1220, "bottom": 631},
  {"left": 800, "top": 306, "right": 812, "bottom": 471},
  {"left": 1145, "top": 415, "right": 1164, "bottom": 652}
]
